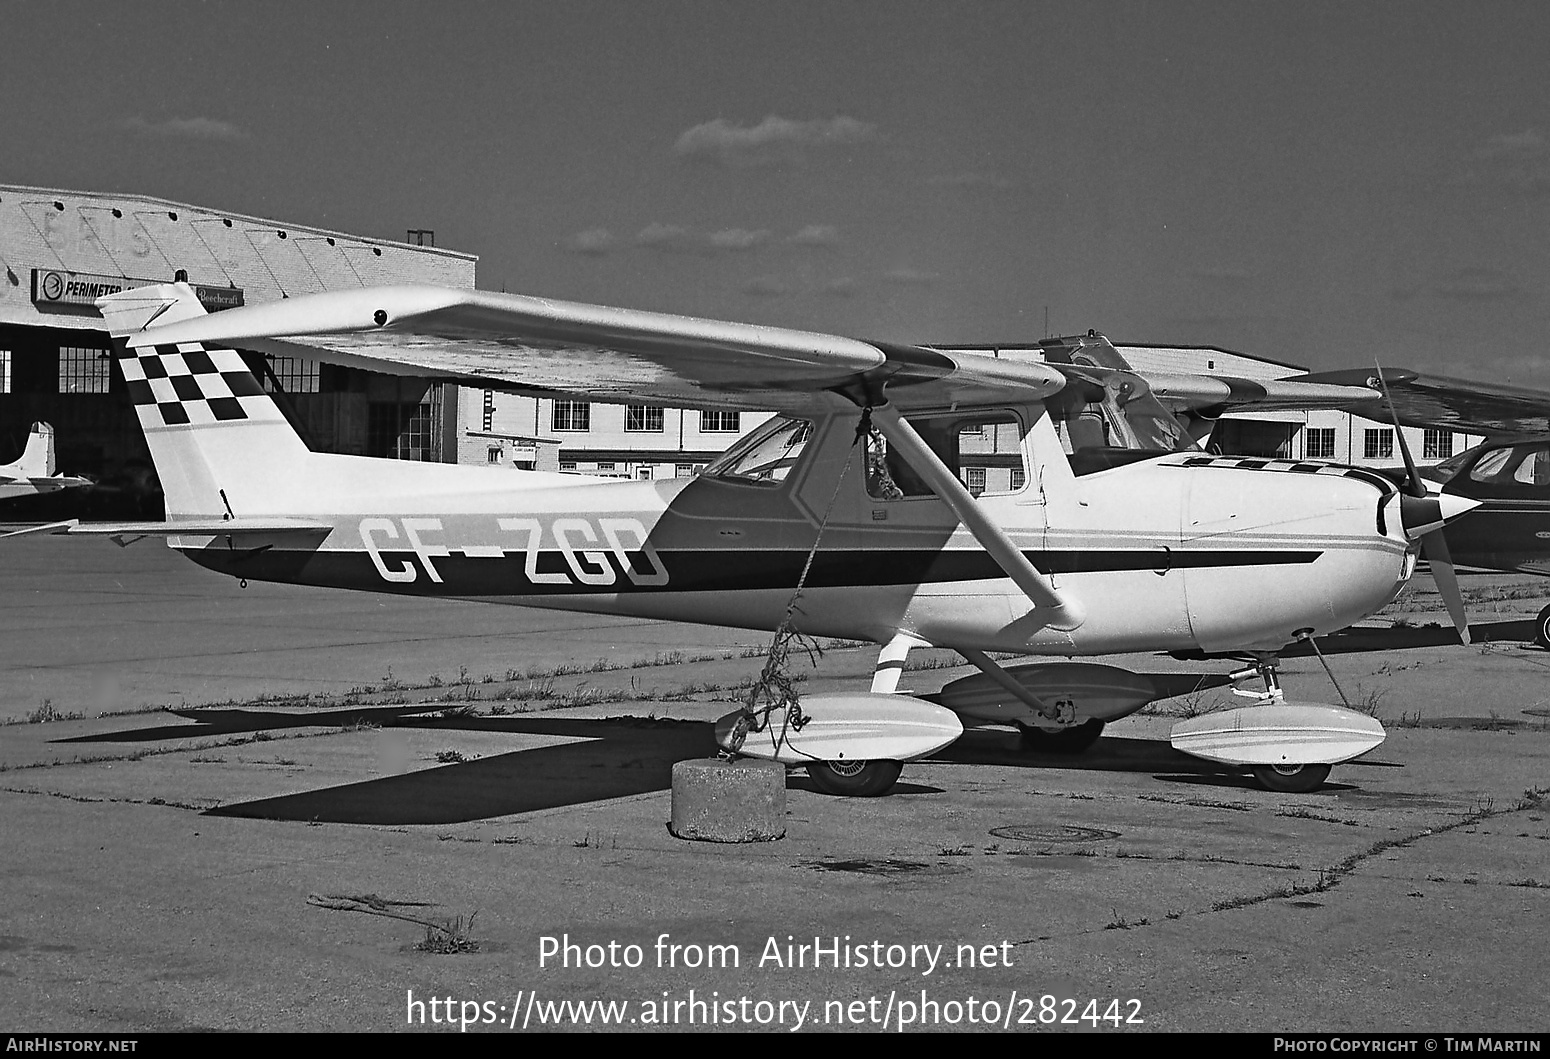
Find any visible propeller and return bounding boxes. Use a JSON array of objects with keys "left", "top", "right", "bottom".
[{"left": 1372, "top": 363, "right": 1473, "bottom": 644}]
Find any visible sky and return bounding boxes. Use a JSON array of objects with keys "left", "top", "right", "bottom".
[{"left": 3, "top": 0, "right": 1548, "bottom": 381}]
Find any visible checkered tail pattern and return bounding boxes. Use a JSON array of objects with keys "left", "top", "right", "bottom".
[{"left": 115, "top": 343, "right": 285, "bottom": 429}]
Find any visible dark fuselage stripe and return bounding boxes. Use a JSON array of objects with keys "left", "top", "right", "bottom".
[{"left": 183, "top": 547, "right": 1322, "bottom": 595}]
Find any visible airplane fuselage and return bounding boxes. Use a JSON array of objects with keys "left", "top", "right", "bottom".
[{"left": 173, "top": 408, "right": 1414, "bottom": 656}]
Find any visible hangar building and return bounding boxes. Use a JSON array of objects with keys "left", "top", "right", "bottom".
[
  {"left": 0, "top": 184, "right": 476, "bottom": 517},
  {"left": 0, "top": 183, "right": 1478, "bottom": 517}
]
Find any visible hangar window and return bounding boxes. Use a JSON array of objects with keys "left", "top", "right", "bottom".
[
  {"left": 552, "top": 401, "right": 590, "bottom": 432},
  {"left": 0, "top": 351, "right": 9, "bottom": 394},
  {"left": 1423, "top": 429, "right": 1453, "bottom": 460},
  {"left": 262, "top": 355, "right": 319, "bottom": 394},
  {"left": 58, "top": 346, "right": 112, "bottom": 394},
  {"left": 1363, "top": 429, "right": 1394, "bottom": 460},
  {"left": 368, "top": 400, "right": 436, "bottom": 461},
  {"left": 1304, "top": 427, "right": 1336, "bottom": 460},
  {"left": 626, "top": 405, "right": 665, "bottom": 432},
  {"left": 701, "top": 410, "right": 741, "bottom": 433}
]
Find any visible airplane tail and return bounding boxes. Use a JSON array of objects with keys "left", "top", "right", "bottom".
[
  {"left": 96, "top": 283, "right": 311, "bottom": 519},
  {"left": 0, "top": 422, "right": 57, "bottom": 477}
]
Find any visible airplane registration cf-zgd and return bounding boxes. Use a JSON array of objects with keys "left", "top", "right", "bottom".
[{"left": 26, "top": 282, "right": 1480, "bottom": 795}]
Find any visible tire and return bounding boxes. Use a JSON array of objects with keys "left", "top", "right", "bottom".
[
  {"left": 1017, "top": 718, "right": 1106, "bottom": 754},
  {"left": 1251, "top": 762, "right": 1332, "bottom": 794},
  {"left": 1535, "top": 603, "right": 1550, "bottom": 651},
  {"left": 805, "top": 759, "right": 904, "bottom": 797}
]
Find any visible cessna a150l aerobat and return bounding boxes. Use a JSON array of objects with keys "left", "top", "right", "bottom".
[
  {"left": 0, "top": 422, "right": 91, "bottom": 501},
  {"left": 30, "top": 282, "right": 1479, "bottom": 795}
]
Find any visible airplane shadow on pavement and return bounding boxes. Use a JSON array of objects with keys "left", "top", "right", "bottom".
[{"left": 49, "top": 705, "right": 1363, "bottom": 824}]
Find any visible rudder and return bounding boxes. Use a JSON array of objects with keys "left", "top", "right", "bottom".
[{"left": 97, "top": 283, "right": 311, "bottom": 519}]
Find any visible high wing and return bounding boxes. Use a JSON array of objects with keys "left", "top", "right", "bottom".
[
  {"left": 1142, "top": 372, "right": 1385, "bottom": 414},
  {"left": 121, "top": 285, "right": 1067, "bottom": 411},
  {"left": 1019, "top": 335, "right": 1385, "bottom": 416},
  {"left": 1298, "top": 368, "right": 1550, "bottom": 437}
]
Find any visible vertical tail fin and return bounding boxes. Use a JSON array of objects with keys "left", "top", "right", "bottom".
[
  {"left": 96, "top": 283, "right": 311, "bottom": 519},
  {"left": 0, "top": 422, "right": 56, "bottom": 477}
]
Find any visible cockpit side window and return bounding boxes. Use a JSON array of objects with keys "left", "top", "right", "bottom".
[
  {"left": 1468, "top": 447, "right": 1515, "bottom": 483},
  {"left": 701, "top": 416, "right": 812, "bottom": 485},
  {"left": 1513, "top": 446, "right": 1550, "bottom": 486},
  {"left": 865, "top": 412, "right": 1026, "bottom": 500}
]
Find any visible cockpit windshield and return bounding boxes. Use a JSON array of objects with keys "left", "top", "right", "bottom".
[
  {"left": 1043, "top": 346, "right": 1197, "bottom": 474},
  {"left": 701, "top": 415, "right": 812, "bottom": 485},
  {"left": 1429, "top": 440, "right": 1490, "bottom": 484}
]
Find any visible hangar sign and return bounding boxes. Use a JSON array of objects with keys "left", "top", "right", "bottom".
[{"left": 31, "top": 269, "right": 244, "bottom": 313}]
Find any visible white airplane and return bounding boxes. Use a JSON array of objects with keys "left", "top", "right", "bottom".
[
  {"left": 0, "top": 422, "right": 92, "bottom": 501},
  {"left": 21, "top": 282, "right": 1480, "bottom": 795}
]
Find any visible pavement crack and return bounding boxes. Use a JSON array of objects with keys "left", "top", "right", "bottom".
[
  {"left": 0, "top": 785, "right": 209, "bottom": 811},
  {"left": 1010, "top": 787, "right": 1548, "bottom": 949}
]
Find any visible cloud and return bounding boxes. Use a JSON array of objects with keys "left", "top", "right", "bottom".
[
  {"left": 635, "top": 223, "right": 771, "bottom": 254},
  {"left": 1431, "top": 267, "right": 1521, "bottom": 302},
  {"left": 924, "top": 172, "right": 1021, "bottom": 191},
  {"left": 787, "top": 225, "right": 840, "bottom": 247},
  {"left": 566, "top": 228, "right": 614, "bottom": 255},
  {"left": 883, "top": 267, "right": 938, "bottom": 286},
  {"left": 1478, "top": 129, "right": 1545, "bottom": 160},
  {"left": 634, "top": 223, "right": 699, "bottom": 252},
  {"left": 707, "top": 228, "right": 771, "bottom": 251},
  {"left": 741, "top": 276, "right": 788, "bottom": 297},
  {"left": 674, "top": 115, "right": 881, "bottom": 167},
  {"left": 1458, "top": 129, "right": 1550, "bottom": 198},
  {"left": 120, "top": 116, "right": 245, "bottom": 141}
]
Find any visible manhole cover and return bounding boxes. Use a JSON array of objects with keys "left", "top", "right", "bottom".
[{"left": 990, "top": 825, "right": 1120, "bottom": 844}]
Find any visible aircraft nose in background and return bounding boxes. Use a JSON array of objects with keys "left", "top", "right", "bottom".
[{"left": 1392, "top": 491, "right": 1480, "bottom": 540}]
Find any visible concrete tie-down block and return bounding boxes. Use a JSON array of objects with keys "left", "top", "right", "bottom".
[{"left": 669, "top": 758, "right": 786, "bottom": 842}]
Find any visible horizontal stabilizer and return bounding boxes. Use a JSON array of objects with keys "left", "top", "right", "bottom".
[
  {"left": 69, "top": 518, "right": 334, "bottom": 537},
  {"left": 2, "top": 518, "right": 332, "bottom": 540}
]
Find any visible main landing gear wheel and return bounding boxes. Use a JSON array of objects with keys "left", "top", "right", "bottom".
[
  {"left": 805, "top": 759, "right": 903, "bottom": 797},
  {"left": 1251, "top": 762, "right": 1332, "bottom": 794},
  {"left": 1535, "top": 603, "right": 1550, "bottom": 650},
  {"left": 1017, "top": 718, "right": 1106, "bottom": 754}
]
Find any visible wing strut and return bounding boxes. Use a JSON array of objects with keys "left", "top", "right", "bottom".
[
  {"left": 958, "top": 648, "right": 1063, "bottom": 720},
  {"left": 867, "top": 404, "right": 1084, "bottom": 630}
]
